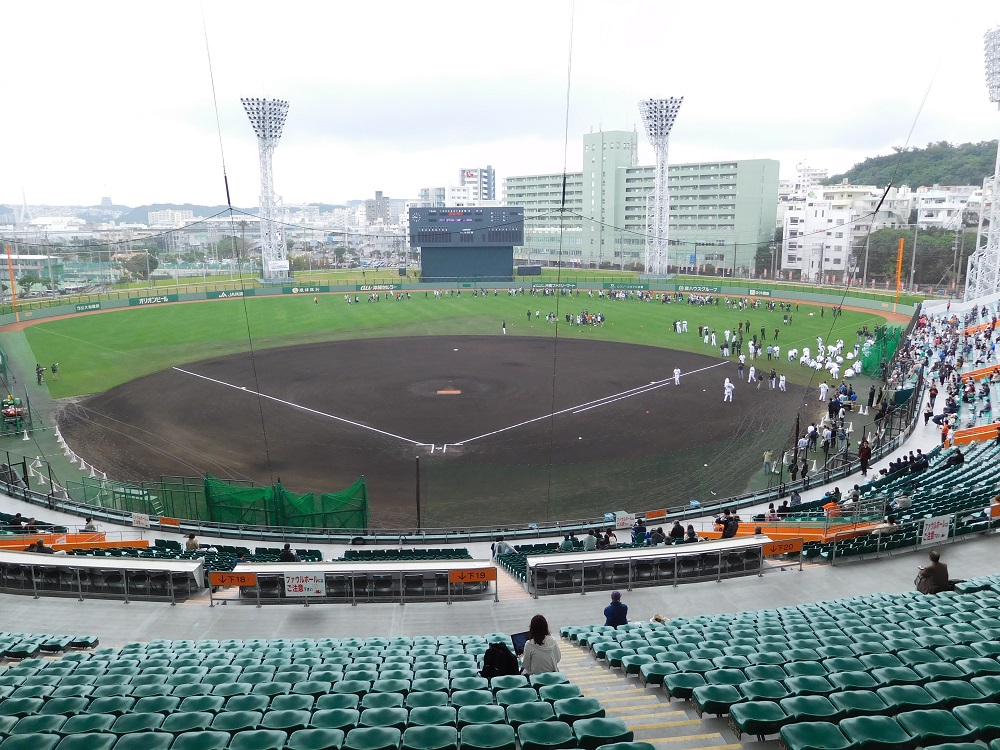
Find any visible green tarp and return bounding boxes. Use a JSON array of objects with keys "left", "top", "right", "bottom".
[{"left": 204, "top": 474, "right": 368, "bottom": 530}]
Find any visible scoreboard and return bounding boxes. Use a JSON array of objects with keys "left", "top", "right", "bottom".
[
  {"left": 409, "top": 207, "right": 524, "bottom": 247},
  {"left": 409, "top": 207, "right": 524, "bottom": 283}
]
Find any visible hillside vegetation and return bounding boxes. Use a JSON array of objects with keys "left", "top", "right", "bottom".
[{"left": 826, "top": 140, "right": 998, "bottom": 188}]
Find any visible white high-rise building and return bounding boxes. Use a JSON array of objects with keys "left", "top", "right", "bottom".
[
  {"left": 459, "top": 167, "right": 495, "bottom": 202},
  {"left": 913, "top": 185, "right": 977, "bottom": 229},
  {"left": 779, "top": 162, "right": 829, "bottom": 201}
]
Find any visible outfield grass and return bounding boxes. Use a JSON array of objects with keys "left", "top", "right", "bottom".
[{"left": 14, "top": 291, "right": 895, "bottom": 399}]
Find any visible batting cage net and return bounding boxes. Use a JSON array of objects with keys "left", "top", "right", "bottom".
[{"left": 859, "top": 325, "right": 902, "bottom": 377}]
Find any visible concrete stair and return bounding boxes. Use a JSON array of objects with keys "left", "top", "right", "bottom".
[{"left": 559, "top": 640, "right": 748, "bottom": 750}]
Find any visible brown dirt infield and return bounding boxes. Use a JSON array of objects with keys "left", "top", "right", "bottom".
[{"left": 59, "top": 335, "right": 810, "bottom": 528}]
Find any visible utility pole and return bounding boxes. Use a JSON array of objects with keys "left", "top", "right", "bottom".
[{"left": 909, "top": 223, "right": 919, "bottom": 290}]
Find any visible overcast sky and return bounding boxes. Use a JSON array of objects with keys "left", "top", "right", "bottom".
[{"left": 4, "top": 1, "right": 1000, "bottom": 209}]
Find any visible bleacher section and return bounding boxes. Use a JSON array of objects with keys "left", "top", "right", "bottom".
[
  {"left": 801, "top": 441, "right": 1000, "bottom": 561},
  {"left": 562, "top": 578, "right": 1000, "bottom": 749},
  {"left": 0, "top": 632, "right": 99, "bottom": 660},
  {"left": 0, "top": 513, "right": 66, "bottom": 535},
  {"left": 0, "top": 633, "right": 627, "bottom": 750},
  {"left": 341, "top": 550, "right": 472, "bottom": 563},
  {"left": 62, "top": 542, "right": 326, "bottom": 574}
]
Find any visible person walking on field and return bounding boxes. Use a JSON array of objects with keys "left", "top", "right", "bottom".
[
  {"left": 673, "top": 367, "right": 681, "bottom": 386},
  {"left": 723, "top": 377, "right": 735, "bottom": 403},
  {"left": 50, "top": 363, "right": 58, "bottom": 381},
  {"left": 501, "top": 321, "right": 506, "bottom": 335}
]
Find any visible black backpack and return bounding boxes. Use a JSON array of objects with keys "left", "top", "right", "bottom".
[{"left": 481, "top": 642, "right": 519, "bottom": 679}]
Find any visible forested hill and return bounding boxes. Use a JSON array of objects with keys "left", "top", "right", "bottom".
[{"left": 825, "top": 140, "right": 998, "bottom": 188}]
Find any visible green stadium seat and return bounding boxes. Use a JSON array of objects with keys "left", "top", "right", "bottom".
[
  {"left": 359, "top": 708, "right": 408, "bottom": 731},
  {"left": 272, "top": 694, "right": 316, "bottom": 712},
  {"left": 827, "top": 690, "right": 888, "bottom": 718},
  {"left": 109, "top": 712, "right": 164, "bottom": 734},
  {"left": 778, "top": 721, "right": 853, "bottom": 750},
  {"left": 404, "top": 693, "right": 447, "bottom": 709},
  {"left": 924, "top": 679, "right": 989, "bottom": 708},
  {"left": 459, "top": 724, "right": 515, "bottom": 750},
  {"left": 895, "top": 708, "right": 976, "bottom": 745},
  {"left": 728, "top": 700, "right": 787, "bottom": 741},
  {"left": 487, "top": 676, "right": 527, "bottom": 693},
  {"left": 954, "top": 703, "right": 1000, "bottom": 741},
  {"left": 503, "top": 701, "right": 554, "bottom": 729},
  {"left": 179, "top": 695, "right": 225, "bottom": 713},
  {"left": 409, "top": 679, "right": 448, "bottom": 694},
  {"left": 53, "top": 735, "right": 118, "bottom": 750},
  {"left": 9, "top": 715, "right": 67, "bottom": 735},
  {"left": 744, "top": 665, "right": 787, "bottom": 682},
  {"left": 407, "top": 707, "right": 456, "bottom": 728},
  {"left": 210, "top": 710, "right": 262, "bottom": 733},
  {"left": 312, "top": 710, "right": 360, "bottom": 732},
  {"left": 111, "top": 733, "right": 174, "bottom": 750},
  {"left": 783, "top": 676, "right": 835, "bottom": 696},
  {"left": 450, "top": 678, "right": 488, "bottom": 693},
  {"left": 262, "top": 709, "right": 312, "bottom": 732},
  {"left": 343, "top": 727, "right": 402, "bottom": 750},
  {"left": 779, "top": 695, "right": 841, "bottom": 723},
  {"left": 738, "top": 679, "right": 789, "bottom": 702},
  {"left": 826, "top": 671, "right": 879, "bottom": 691},
  {"left": 317, "top": 695, "right": 361, "bottom": 711},
  {"left": 662, "top": 673, "right": 705, "bottom": 700},
  {"left": 400, "top": 726, "right": 457, "bottom": 750},
  {"left": 456, "top": 704, "right": 505, "bottom": 729},
  {"left": 0, "top": 698, "right": 43, "bottom": 718},
  {"left": 285, "top": 728, "right": 346, "bottom": 750},
  {"left": 61, "top": 714, "right": 117, "bottom": 734},
  {"left": 538, "top": 684, "right": 581, "bottom": 702},
  {"left": 160, "top": 711, "right": 214, "bottom": 734},
  {"left": 516, "top": 721, "right": 575, "bottom": 750},
  {"left": 691, "top": 684, "right": 742, "bottom": 717},
  {"left": 168, "top": 731, "right": 231, "bottom": 750},
  {"left": 228, "top": 729, "right": 290, "bottom": 750},
  {"left": 914, "top": 662, "right": 967, "bottom": 681},
  {"left": 361, "top": 694, "right": 405, "bottom": 710},
  {"left": 571, "top": 717, "right": 632, "bottom": 750},
  {"left": 494, "top": 688, "right": 538, "bottom": 708},
  {"left": 449, "top": 691, "right": 493, "bottom": 708},
  {"left": 875, "top": 684, "right": 937, "bottom": 714},
  {"left": 39, "top": 697, "right": 88, "bottom": 716},
  {"left": 843, "top": 714, "right": 911, "bottom": 750},
  {"left": 528, "top": 673, "right": 567, "bottom": 687},
  {"left": 869, "top": 667, "right": 922, "bottom": 686}
]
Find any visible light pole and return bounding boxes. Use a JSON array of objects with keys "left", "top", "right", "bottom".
[
  {"left": 908, "top": 223, "right": 919, "bottom": 291},
  {"left": 638, "top": 98, "right": 684, "bottom": 276},
  {"left": 965, "top": 26, "right": 1000, "bottom": 300},
  {"left": 241, "top": 97, "right": 290, "bottom": 281}
]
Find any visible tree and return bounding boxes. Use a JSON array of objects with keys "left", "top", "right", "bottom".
[
  {"left": 123, "top": 253, "right": 159, "bottom": 281},
  {"left": 860, "top": 227, "right": 973, "bottom": 287},
  {"left": 826, "top": 140, "right": 998, "bottom": 188},
  {"left": 17, "top": 273, "right": 41, "bottom": 295}
]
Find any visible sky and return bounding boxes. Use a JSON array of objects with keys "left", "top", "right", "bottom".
[{"left": 3, "top": 0, "right": 1000, "bottom": 209}]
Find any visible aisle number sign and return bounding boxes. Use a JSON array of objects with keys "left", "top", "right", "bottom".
[
  {"left": 448, "top": 568, "right": 497, "bottom": 584},
  {"left": 762, "top": 539, "right": 803, "bottom": 556},
  {"left": 284, "top": 573, "right": 325, "bottom": 596},
  {"left": 210, "top": 572, "right": 258, "bottom": 587}
]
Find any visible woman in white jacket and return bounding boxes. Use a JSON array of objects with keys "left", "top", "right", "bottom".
[{"left": 521, "top": 614, "right": 561, "bottom": 675}]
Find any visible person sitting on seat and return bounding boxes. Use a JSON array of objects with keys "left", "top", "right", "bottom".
[
  {"left": 944, "top": 447, "right": 965, "bottom": 467},
  {"left": 649, "top": 527, "right": 666, "bottom": 546},
  {"left": 916, "top": 550, "right": 952, "bottom": 594},
  {"left": 279, "top": 543, "right": 299, "bottom": 562},
  {"left": 33, "top": 539, "right": 55, "bottom": 554},
  {"left": 582, "top": 529, "right": 598, "bottom": 552},
  {"left": 668, "top": 521, "right": 685, "bottom": 543},
  {"left": 559, "top": 534, "right": 574, "bottom": 552},
  {"left": 685, "top": 525, "right": 699, "bottom": 542}
]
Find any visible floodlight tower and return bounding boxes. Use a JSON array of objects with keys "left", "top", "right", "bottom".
[
  {"left": 638, "top": 97, "right": 683, "bottom": 276},
  {"left": 241, "top": 97, "right": 290, "bottom": 281},
  {"left": 965, "top": 27, "right": 1000, "bottom": 301}
]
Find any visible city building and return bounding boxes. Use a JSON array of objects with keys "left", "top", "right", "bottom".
[
  {"left": 778, "top": 162, "right": 828, "bottom": 201},
  {"left": 503, "top": 130, "right": 778, "bottom": 272},
  {"left": 459, "top": 167, "right": 495, "bottom": 202},
  {"left": 147, "top": 209, "right": 195, "bottom": 227},
  {"left": 415, "top": 185, "right": 500, "bottom": 208},
  {"left": 913, "top": 185, "right": 978, "bottom": 229},
  {"left": 2, "top": 254, "right": 65, "bottom": 286},
  {"left": 364, "top": 191, "right": 390, "bottom": 224},
  {"left": 780, "top": 183, "right": 911, "bottom": 281}
]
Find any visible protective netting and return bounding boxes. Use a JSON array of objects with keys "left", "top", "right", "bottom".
[
  {"left": 204, "top": 474, "right": 368, "bottom": 530},
  {"left": 860, "top": 325, "right": 902, "bottom": 377}
]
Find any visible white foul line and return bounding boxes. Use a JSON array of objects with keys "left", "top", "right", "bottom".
[
  {"left": 173, "top": 367, "right": 425, "bottom": 446},
  {"left": 455, "top": 360, "right": 730, "bottom": 446}
]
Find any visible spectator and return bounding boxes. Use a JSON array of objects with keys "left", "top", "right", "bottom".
[
  {"left": 944, "top": 447, "right": 965, "bottom": 467},
  {"left": 521, "top": 615, "right": 561, "bottom": 675},
  {"left": 668, "top": 521, "right": 685, "bottom": 543},
  {"left": 33, "top": 539, "right": 55, "bottom": 554},
  {"left": 279, "top": 543, "right": 299, "bottom": 562},
  {"left": 184, "top": 533, "right": 199, "bottom": 551},
  {"left": 491, "top": 536, "right": 515, "bottom": 559},
  {"left": 916, "top": 550, "right": 952, "bottom": 594},
  {"left": 582, "top": 530, "right": 598, "bottom": 552},
  {"left": 649, "top": 527, "right": 666, "bottom": 545},
  {"left": 685, "top": 525, "right": 699, "bottom": 542},
  {"left": 559, "top": 534, "right": 574, "bottom": 552},
  {"left": 82, "top": 517, "right": 97, "bottom": 532},
  {"left": 604, "top": 591, "right": 628, "bottom": 628}
]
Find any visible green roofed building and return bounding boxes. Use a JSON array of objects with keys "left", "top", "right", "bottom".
[{"left": 503, "top": 129, "right": 778, "bottom": 274}]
